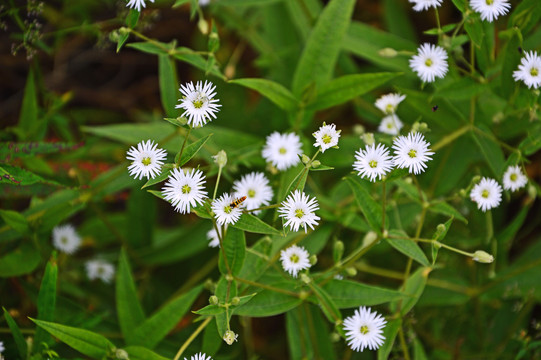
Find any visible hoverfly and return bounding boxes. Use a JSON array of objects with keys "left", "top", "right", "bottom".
[{"left": 229, "top": 196, "right": 247, "bottom": 209}]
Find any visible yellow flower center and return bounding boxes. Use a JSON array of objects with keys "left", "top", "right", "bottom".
[
  {"left": 61, "top": 237, "right": 68, "bottom": 244},
  {"left": 322, "top": 134, "right": 332, "bottom": 144},
  {"left": 386, "top": 104, "right": 394, "bottom": 114},
  {"left": 181, "top": 185, "right": 191, "bottom": 194},
  {"left": 224, "top": 205, "right": 232, "bottom": 214},
  {"left": 290, "top": 254, "right": 299, "bottom": 263},
  {"left": 279, "top": 147, "right": 287, "bottom": 154},
  {"left": 510, "top": 173, "right": 517, "bottom": 181},
  {"left": 387, "top": 123, "right": 394, "bottom": 129},
  {"left": 97, "top": 267, "right": 105, "bottom": 275},
  {"left": 369, "top": 160, "right": 378, "bottom": 168},
  {"left": 192, "top": 93, "right": 207, "bottom": 109},
  {"left": 360, "top": 325, "right": 369, "bottom": 335},
  {"left": 425, "top": 58, "right": 433, "bottom": 67},
  {"left": 485, "top": 0, "right": 493, "bottom": 4},
  {"left": 408, "top": 149, "right": 417, "bottom": 158},
  {"left": 531, "top": 67, "right": 539, "bottom": 77},
  {"left": 141, "top": 157, "right": 152, "bottom": 166},
  {"left": 481, "top": 190, "right": 489, "bottom": 198},
  {"left": 248, "top": 189, "right": 256, "bottom": 198},
  {"left": 295, "top": 209, "right": 304, "bottom": 219}
]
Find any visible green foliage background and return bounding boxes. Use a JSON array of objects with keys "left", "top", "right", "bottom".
[{"left": 1, "top": 0, "right": 541, "bottom": 359}]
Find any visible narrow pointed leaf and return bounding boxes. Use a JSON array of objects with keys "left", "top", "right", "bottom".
[
  {"left": 231, "top": 213, "right": 282, "bottom": 236},
  {"left": 3, "top": 308, "right": 28, "bottom": 359},
  {"left": 345, "top": 176, "right": 383, "bottom": 234},
  {"left": 230, "top": 78, "right": 298, "bottom": 111},
  {"left": 218, "top": 227, "right": 246, "bottom": 276},
  {"left": 34, "top": 257, "right": 58, "bottom": 352}
]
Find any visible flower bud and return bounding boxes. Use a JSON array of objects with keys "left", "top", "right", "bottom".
[
  {"left": 353, "top": 124, "right": 365, "bottom": 135},
  {"left": 223, "top": 330, "right": 238, "bottom": 345},
  {"left": 362, "top": 133, "right": 375, "bottom": 146},
  {"left": 472, "top": 250, "right": 494, "bottom": 264},
  {"left": 330, "top": 332, "right": 341, "bottom": 342},
  {"left": 212, "top": 150, "right": 227, "bottom": 167},
  {"left": 345, "top": 267, "right": 357, "bottom": 277},
  {"left": 301, "top": 154, "right": 311, "bottom": 164},
  {"left": 333, "top": 240, "right": 344, "bottom": 263},
  {"left": 115, "top": 349, "right": 130, "bottom": 360},
  {"left": 311, "top": 160, "right": 321, "bottom": 168},
  {"left": 300, "top": 273, "right": 311, "bottom": 284},
  {"left": 209, "top": 295, "right": 219, "bottom": 305},
  {"left": 362, "top": 231, "right": 378, "bottom": 248},
  {"left": 198, "top": 18, "right": 209, "bottom": 34},
  {"left": 378, "top": 47, "right": 398, "bottom": 58},
  {"left": 309, "top": 255, "right": 318, "bottom": 266},
  {"left": 437, "top": 224, "right": 446, "bottom": 233},
  {"left": 231, "top": 297, "right": 240, "bottom": 306}
]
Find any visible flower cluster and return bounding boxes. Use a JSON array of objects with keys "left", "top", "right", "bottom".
[{"left": 375, "top": 93, "right": 405, "bottom": 135}]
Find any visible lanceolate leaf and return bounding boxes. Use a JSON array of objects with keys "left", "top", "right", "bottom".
[
  {"left": 232, "top": 213, "right": 283, "bottom": 236},
  {"left": 386, "top": 231, "right": 430, "bottom": 267},
  {"left": 34, "top": 257, "right": 58, "bottom": 353},
  {"left": 125, "top": 346, "right": 169, "bottom": 360},
  {"left": 177, "top": 134, "right": 213, "bottom": 167},
  {"left": 0, "top": 242, "right": 40, "bottom": 277},
  {"left": 322, "top": 279, "right": 405, "bottom": 308},
  {"left": 18, "top": 68, "right": 38, "bottom": 140},
  {"left": 234, "top": 290, "right": 302, "bottom": 317},
  {"left": 31, "top": 319, "right": 115, "bottom": 359},
  {"left": 3, "top": 308, "right": 28, "bottom": 359},
  {"left": 292, "top": 0, "right": 356, "bottom": 96},
  {"left": 116, "top": 249, "right": 146, "bottom": 343},
  {"left": 158, "top": 55, "right": 179, "bottom": 118},
  {"left": 230, "top": 78, "right": 298, "bottom": 112},
  {"left": 218, "top": 227, "right": 246, "bottom": 276},
  {"left": 345, "top": 176, "right": 383, "bottom": 234},
  {"left": 377, "top": 318, "right": 402, "bottom": 360}
]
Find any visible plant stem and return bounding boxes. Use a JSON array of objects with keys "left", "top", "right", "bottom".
[
  {"left": 432, "top": 125, "right": 470, "bottom": 151},
  {"left": 381, "top": 181, "right": 386, "bottom": 233},
  {"left": 235, "top": 276, "right": 299, "bottom": 297},
  {"left": 172, "top": 317, "right": 212, "bottom": 360},
  {"left": 398, "top": 325, "right": 411, "bottom": 360},
  {"left": 176, "top": 127, "right": 192, "bottom": 167}
]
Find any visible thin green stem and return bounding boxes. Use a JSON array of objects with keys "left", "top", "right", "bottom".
[
  {"left": 212, "top": 166, "right": 223, "bottom": 201},
  {"left": 434, "top": 8, "right": 442, "bottom": 43},
  {"left": 381, "top": 182, "right": 387, "bottom": 233},
  {"left": 176, "top": 127, "right": 192, "bottom": 167},
  {"left": 172, "top": 317, "right": 212, "bottom": 360},
  {"left": 235, "top": 276, "right": 299, "bottom": 297},
  {"left": 398, "top": 326, "right": 411, "bottom": 360}
]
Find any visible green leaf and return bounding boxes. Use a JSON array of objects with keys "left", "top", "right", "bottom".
[
  {"left": 232, "top": 213, "right": 282, "bottom": 236},
  {"left": 464, "top": 13, "right": 484, "bottom": 47},
  {"left": 392, "top": 267, "right": 430, "bottom": 316},
  {"left": 283, "top": 167, "right": 308, "bottom": 201},
  {"left": 178, "top": 134, "right": 213, "bottom": 167},
  {"left": 470, "top": 127, "right": 505, "bottom": 177},
  {"left": 500, "top": 29, "right": 522, "bottom": 99},
  {"left": 386, "top": 232, "right": 430, "bottom": 267},
  {"left": 126, "top": 187, "right": 155, "bottom": 248},
  {"left": 291, "top": 0, "right": 356, "bottom": 96},
  {"left": 306, "top": 72, "right": 401, "bottom": 111},
  {"left": 34, "top": 256, "right": 58, "bottom": 353},
  {"left": 230, "top": 78, "right": 298, "bottom": 112},
  {"left": 31, "top": 319, "right": 115, "bottom": 359},
  {"left": 158, "top": 55, "right": 179, "bottom": 118},
  {"left": 3, "top": 307, "right": 28, "bottom": 359},
  {"left": 423, "top": 23, "right": 457, "bottom": 35},
  {"left": 431, "top": 218, "right": 453, "bottom": 265},
  {"left": 117, "top": 10, "right": 140, "bottom": 52},
  {"left": 132, "top": 285, "right": 203, "bottom": 348},
  {"left": 377, "top": 318, "right": 401, "bottom": 360},
  {"left": 0, "top": 164, "right": 63, "bottom": 187},
  {"left": 414, "top": 338, "right": 429, "bottom": 360},
  {"left": 127, "top": 42, "right": 167, "bottom": 56},
  {"left": 0, "top": 141, "right": 83, "bottom": 162},
  {"left": 202, "top": 317, "right": 222, "bottom": 356},
  {"left": 18, "top": 68, "right": 38, "bottom": 140},
  {"left": 451, "top": 0, "right": 466, "bottom": 12},
  {"left": 116, "top": 249, "right": 146, "bottom": 344},
  {"left": 307, "top": 282, "right": 342, "bottom": 322},
  {"left": 142, "top": 164, "right": 174, "bottom": 189},
  {"left": 322, "top": 279, "right": 404, "bottom": 308},
  {"left": 0, "top": 242, "right": 40, "bottom": 277},
  {"left": 218, "top": 227, "right": 246, "bottom": 276},
  {"left": 234, "top": 290, "right": 302, "bottom": 317},
  {"left": 428, "top": 201, "right": 467, "bottom": 223},
  {"left": 0, "top": 209, "right": 30, "bottom": 235},
  {"left": 172, "top": 48, "right": 224, "bottom": 79},
  {"left": 194, "top": 304, "right": 225, "bottom": 316},
  {"left": 345, "top": 176, "right": 383, "bottom": 234},
  {"left": 125, "top": 346, "right": 169, "bottom": 360}
]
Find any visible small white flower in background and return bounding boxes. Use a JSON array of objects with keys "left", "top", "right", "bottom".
[
  {"left": 126, "top": 0, "right": 154, "bottom": 12},
  {"left": 375, "top": 93, "right": 405, "bottom": 115},
  {"left": 513, "top": 50, "right": 541, "bottom": 89},
  {"left": 353, "top": 143, "right": 394, "bottom": 182},
  {"left": 52, "top": 224, "right": 82, "bottom": 254},
  {"left": 343, "top": 306, "right": 387, "bottom": 352},
  {"left": 408, "top": 0, "right": 442, "bottom": 12},
  {"left": 0, "top": 341, "right": 4, "bottom": 353},
  {"left": 262, "top": 132, "right": 303, "bottom": 171},
  {"left": 162, "top": 168, "right": 208, "bottom": 214},
  {"left": 176, "top": 81, "right": 221, "bottom": 127},
  {"left": 212, "top": 193, "right": 243, "bottom": 226},
  {"left": 207, "top": 225, "right": 226, "bottom": 248},
  {"left": 223, "top": 330, "right": 238, "bottom": 345},
  {"left": 470, "top": 0, "right": 511, "bottom": 22},
  {"left": 278, "top": 190, "right": 320, "bottom": 233},
  {"left": 86, "top": 260, "right": 115, "bottom": 283},
  {"left": 280, "top": 245, "right": 311, "bottom": 278},
  {"left": 184, "top": 353, "right": 213, "bottom": 360},
  {"left": 126, "top": 140, "right": 167, "bottom": 180},
  {"left": 409, "top": 43, "right": 449, "bottom": 83},
  {"left": 502, "top": 165, "right": 528, "bottom": 192},
  {"left": 378, "top": 115, "right": 404, "bottom": 135},
  {"left": 470, "top": 177, "right": 503, "bottom": 212},
  {"left": 199, "top": 0, "right": 211, "bottom": 6},
  {"left": 392, "top": 132, "right": 434, "bottom": 175},
  {"left": 313, "top": 123, "right": 341, "bottom": 153},
  {"left": 233, "top": 172, "right": 273, "bottom": 214}
]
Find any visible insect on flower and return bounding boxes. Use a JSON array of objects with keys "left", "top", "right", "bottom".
[{"left": 230, "top": 196, "right": 247, "bottom": 209}]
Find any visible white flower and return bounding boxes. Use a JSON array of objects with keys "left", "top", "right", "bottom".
[
  {"left": 175, "top": 81, "right": 221, "bottom": 127},
  {"left": 199, "top": 0, "right": 211, "bottom": 5},
  {"left": 408, "top": 0, "right": 442, "bottom": 12},
  {"left": 126, "top": 0, "right": 154, "bottom": 12},
  {"left": 353, "top": 143, "right": 394, "bottom": 182},
  {"left": 378, "top": 115, "right": 404, "bottom": 135},
  {"left": 409, "top": 43, "right": 449, "bottom": 83},
  {"left": 470, "top": 177, "right": 503, "bottom": 212},
  {"left": 502, "top": 165, "right": 528, "bottom": 192},
  {"left": 278, "top": 190, "right": 320, "bottom": 233},
  {"left": 52, "top": 224, "right": 82, "bottom": 254},
  {"left": 162, "top": 168, "right": 208, "bottom": 213},
  {"left": 313, "top": 123, "right": 341, "bottom": 153},
  {"left": 262, "top": 132, "right": 303, "bottom": 171},
  {"left": 207, "top": 225, "right": 226, "bottom": 248},
  {"left": 184, "top": 353, "right": 212, "bottom": 360},
  {"left": 233, "top": 172, "right": 273, "bottom": 214},
  {"left": 392, "top": 132, "right": 434, "bottom": 175},
  {"left": 513, "top": 51, "right": 541, "bottom": 89},
  {"left": 375, "top": 93, "right": 406, "bottom": 115},
  {"left": 280, "top": 245, "right": 311, "bottom": 278},
  {"left": 0, "top": 341, "right": 4, "bottom": 353},
  {"left": 211, "top": 193, "right": 243, "bottom": 226},
  {"left": 223, "top": 330, "right": 238, "bottom": 345},
  {"left": 126, "top": 140, "right": 168, "bottom": 180},
  {"left": 343, "top": 306, "right": 387, "bottom": 352},
  {"left": 470, "top": 0, "right": 511, "bottom": 22},
  {"left": 86, "top": 260, "right": 115, "bottom": 283}
]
